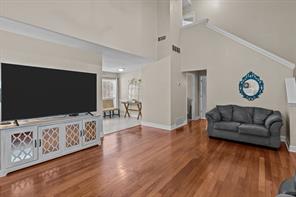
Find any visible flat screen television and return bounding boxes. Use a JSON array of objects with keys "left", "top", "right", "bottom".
[{"left": 1, "top": 63, "right": 97, "bottom": 121}]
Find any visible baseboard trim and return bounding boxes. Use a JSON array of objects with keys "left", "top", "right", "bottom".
[
  {"left": 141, "top": 120, "right": 188, "bottom": 131},
  {"left": 288, "top": 146, "right": 296, "bottom": 153},
  {"left": 191, "top": 116, "right": 200, "bottom": 121},
  {"left": 141, "top": 121, "right": 172, "bottom": 131},
  {"left": 171, "top": 120, "right": 188, "bottom": 130},
  {"left": 280, "top": 136, "right": 296, "bottom": 152}
]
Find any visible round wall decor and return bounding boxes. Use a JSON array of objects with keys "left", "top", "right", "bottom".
[{"left": 239, "top": 71, "right": 264, "bottom": 101}]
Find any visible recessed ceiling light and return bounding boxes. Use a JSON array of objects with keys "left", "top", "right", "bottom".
[{"left": 118, "top": 68, "right": 125, "bottom": 72}]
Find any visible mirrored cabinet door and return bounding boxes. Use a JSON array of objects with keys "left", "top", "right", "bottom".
[
  {"left": 64, "top": 121, "right": 82, "bottom": 152},
  {"left": 38, "top": 125, "right": 62, "bottom": 160},
  {"left": 82, "top": 119, "right": 98, "bottom": 146},
  {"left": 5, "top": 127, "right": 38, "bottom": 168}
]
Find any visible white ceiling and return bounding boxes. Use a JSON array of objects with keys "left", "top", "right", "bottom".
[
  {"left": 0, "top": 16, "right": 152, "bottom": 74},
  {"left": 102, "top": 56, "right": 146, "bottom": 73}
]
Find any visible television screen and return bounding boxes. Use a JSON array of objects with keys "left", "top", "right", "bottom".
[{"left": 1, "top": 63, "right": 97, "bottom": 121}]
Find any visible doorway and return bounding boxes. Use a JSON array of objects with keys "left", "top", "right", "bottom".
[
  {"left": 199, "top": 74, "right": 207, "bottom": 119},
  {"left": 186, "top": 70, "right": 207, "bottom": 121}
]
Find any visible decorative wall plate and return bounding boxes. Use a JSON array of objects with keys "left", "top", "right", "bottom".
[{"left": 239, "top": 72, "right": 264, "bottom": 101}]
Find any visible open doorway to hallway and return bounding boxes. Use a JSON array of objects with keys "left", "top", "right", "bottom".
[{"left": 186, "top": 70, "right": 207, "bottom": 121}]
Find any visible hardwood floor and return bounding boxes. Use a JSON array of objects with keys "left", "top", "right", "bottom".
[{"left": 0, "top": 120, "right": 295, "bottom": 197}]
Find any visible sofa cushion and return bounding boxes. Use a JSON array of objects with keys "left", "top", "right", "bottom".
[
  {"left": 217, "top": 105, "right": 233, "bottom": 121},
  {"left": 214, "top": 121, "right": 240, "bottom": 132},
  {"left": 239, "top": 124, "right": 269, "bottom": 137},
  {"left": 232, "top": 106, "right": 253, "bottom": 124},
  {"left": 253, "top": 107, "right": 273, "bottom": 125},
  {"left": 206, "top": 108, "right": 221, "bottom": 122}
]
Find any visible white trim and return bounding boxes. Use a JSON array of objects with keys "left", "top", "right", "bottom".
[
  {"left": 141, "top": 121, "right": 172, "bottom": 131},
  {"left": 206, "top": 23, "right": 295, "bottom": 70},
  {"left": 181, "top": 66, "right": 207, "bottom": 73},
  {"left": 280, "top": 136, "right": 296, "bottom": 153},
  {"left": 192, "top": 116, "right": 200, "bottom": 120},
  {"left": 186, "top": 73, "right": 197, "bottom": 121},
  {"left": 182, "top": 18, "right": 295, "bottom": 70},
  {"left": 285, "top": 78, "right": 296, "bottom": 104},
  {"left": 288, "top": 146, "right": 296, "bottom": 153},
  {"left": 281, "top": 136, "right": 289, "bottom": 152},
  {"left": 141, "top": 119, "right": 188, "bottom": 131},
  {"left": 171, "top": 119, "right": 188, "bottom": 130}
]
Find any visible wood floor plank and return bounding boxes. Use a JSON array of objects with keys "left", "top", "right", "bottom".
[{"left": 0, "top": 120, "right": 295, "bottom": 197}]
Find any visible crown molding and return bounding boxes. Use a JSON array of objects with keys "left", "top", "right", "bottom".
[
  {"left": 182, "top": 18, "right": 295, "bottom": 70},
  {"left": 206, "top": 23, "right": 295, "bottom": 70}
]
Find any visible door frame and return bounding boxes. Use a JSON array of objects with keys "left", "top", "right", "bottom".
[
  {"left": 186, "top": 73, "right": 197, "bottom": 121},
  {"left": 199, "top": 75, "right": 207, "bottom": 119}
]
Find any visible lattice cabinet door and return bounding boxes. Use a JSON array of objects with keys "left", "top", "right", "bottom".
[
  {"left": 38, "top": 125, "right": 63, "bottom": 160},
  {"left": 5, "top": 127, "right": 38, "bottom": 168},
  {"left": 64, "top": 121, "right": 82, "bottom": 152},
  {"left": 82, "top": 118, "right": 99, "bottom": 146}
]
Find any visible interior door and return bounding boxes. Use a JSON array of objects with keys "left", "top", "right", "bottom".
[{"left": 5, "top": 126, "right": 38, "bottom": 168}]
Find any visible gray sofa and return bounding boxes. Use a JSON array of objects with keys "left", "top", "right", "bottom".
[{"left": 206, "top": 105, "right": 283, "bottom": 148}]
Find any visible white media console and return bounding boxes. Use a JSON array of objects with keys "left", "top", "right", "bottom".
[{"left": 0, "top": 114, "right": 103, "bottom": 177}]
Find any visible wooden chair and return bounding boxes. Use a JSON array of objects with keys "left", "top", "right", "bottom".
[{"left": 103, "top": 99, "right": 120, "bottom": 118}]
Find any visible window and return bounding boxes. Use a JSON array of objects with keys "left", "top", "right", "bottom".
[{"left": 102, "top": 78, "right": 118, "bottom": 107}]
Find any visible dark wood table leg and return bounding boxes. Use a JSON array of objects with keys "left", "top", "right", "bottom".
[
  {"left": 137, "top": 103, "right": 142, "bottom": 120},
  {"left": 123, "top": 103, "right": 130, "bottom": 118},
  {"left": 127, "top": 103, "right": 131, "bottom": 118}
]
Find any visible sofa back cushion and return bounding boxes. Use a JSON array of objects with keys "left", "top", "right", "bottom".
[
  {"left": 217, "top": 105, "right": 233, "bottom": 121},
  {"left": 232, "top": 105, "right": 253, "bottom": 124},
  {"left": 253, "top": 107, "right": 273, "bottom": 125}
]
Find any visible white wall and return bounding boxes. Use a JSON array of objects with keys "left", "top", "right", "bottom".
[
  {"left": 181, "top": 25, "right": 293, "bottom": 136},
  {"left": 157, "top": 0, "right": 170, "bottom": 60},
  {"left": 0, "top": 0, "right": 158, "bottom": 59},
  {"left": 169, "top": 0, "right": 187, "bottom": 126},
  {"left": 142, "top": 57, "right": 171, "bottom": 126},
  {"left": 142, "top": 0, "right": 186, "bottom": 129},
  {"left": 0, "top": 30, "right": 102, "bottom": 114},
  {"left": 191, "top": 0, "right": 296, "bottom": 64}
]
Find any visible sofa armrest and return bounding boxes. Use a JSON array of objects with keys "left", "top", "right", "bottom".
[
  {"left": 206, "top": 108, "right": 221, "bottom": 122},
  {"left": 270, "top": 122, "right": 283, "bottom": 136},
  {"left": 265, "top": 111, "right": 282, "bottom": 129}
]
